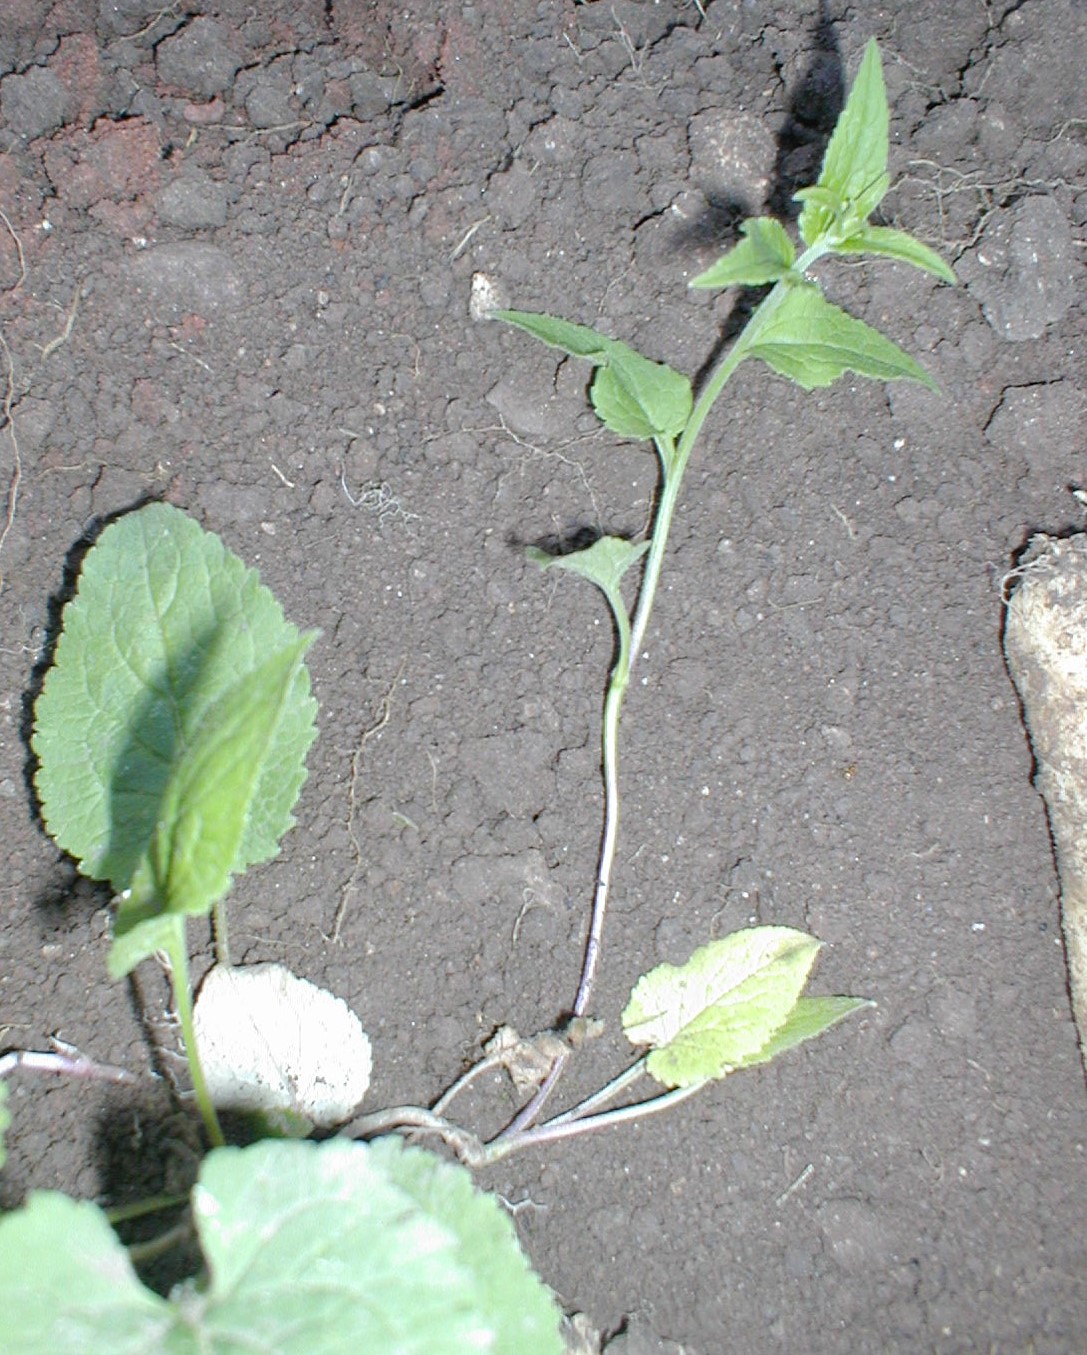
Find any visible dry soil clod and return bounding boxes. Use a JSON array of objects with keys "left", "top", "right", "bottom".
[{"left": 1005, "top": 531, "right": 1087, "bottom": 1078}]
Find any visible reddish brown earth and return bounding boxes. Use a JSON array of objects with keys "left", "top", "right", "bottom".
[{"left": 2, "top": 2, "right": 1086, "bottom": 1350}]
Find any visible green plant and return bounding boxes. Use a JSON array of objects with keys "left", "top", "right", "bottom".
[
  {"left": 0, "top": 37, "right": 952, "bottom": 1354},
  {"left": 31, "top": 502, "right": 319, "bottom": 1147},
  {"left": 353, "top": 35, "right": 951, "bottom": 1161}
]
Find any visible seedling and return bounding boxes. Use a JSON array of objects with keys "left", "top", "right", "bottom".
[
  {"left": 0, "top": 38, "right": 953, "bottom": 1353},
  {"left": 354, "top": 36, "right": 953, "bottom": 1160}
]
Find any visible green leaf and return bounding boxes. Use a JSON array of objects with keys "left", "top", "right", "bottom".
[
  {"left": 373, "top": 1138, "right": 561, "bottom": 1355},
  {"left": 749, "top": 284, "right": 937, "bottom": 390},
  {"left": 798, "top": 38, "right": 889, "bottom": 247},
  {"left": 0, "top": 1193, "right": 173, "bottom": 1353},
  {"left": 149, "top": 636, "right": 312, "bottom": 909},
  {"left": 0, "top": 1140, "right": 563, "bottom": 1355},
  {"left": 833, "top": 224, "right": 957, "bottom": 283},
  {"left": 528, "top": 535, "right": 648, "bottom": 596},
  {"left": 108, "top": 912, "right": 185, "bottom": 982},
  {"left": 495, "top": 310, "right": 614, "bottom": 362},
  {"left": 732, "top": 995, "right": 874, "bottom": 1069},
  {"left": 622, "top": 926, "right": 822, "bottom": 1088},
  {"left": 497, "top": 308, "right": 692, "bottom": 440},
  {"left": 690, "top": 218, "right": 797, "bottom": 290},
  {"left": 528, "top": 535, "right": 648, "bottom": 635},
  {"left": 32, "top": 503, "right": 318, "bottom": 896}
]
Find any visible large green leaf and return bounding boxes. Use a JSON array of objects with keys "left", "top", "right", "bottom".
[
  {"left": 497, "top": 309, "right": 691, "bottom": 440},
  {"left": 749, "top": 284, "right": 937, "bottom": 390},
  {"left": 690, "top": 217, "right": 797, "bottom": 290},
  {"left": 0, "top": 1193, "right": 173, "bottom": 1354},
  {"left": 798, "top": 38, "right": 889, "bottom": 247},
  {"left": 32, "top": 503, "right": 318, "bottom": 894},
  {"left": 623, "top": 927, "right": 823, "bottom": 1087},
  {"left": 0, "top": 1139, "right": 563, "bottom": 1355}
]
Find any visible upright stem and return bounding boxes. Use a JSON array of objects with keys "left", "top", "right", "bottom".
[
  {"left": 573, "top": 592, "right": 632, "bottom": 1018},
  {"left": 504, "top": 242, "right": 834, "bottom": 1139},
  {"left": 162, "top": 923, "right": 225, "bottom": 1149}
]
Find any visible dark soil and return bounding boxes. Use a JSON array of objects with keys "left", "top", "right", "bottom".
[{"left": 2, "top": 1, "right": 1086, "bottom": 1350}]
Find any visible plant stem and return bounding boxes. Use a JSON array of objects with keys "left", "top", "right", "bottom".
[
  {"left": 482, "top": 1080, "right": 706, "bottom": 1164},
  {"left": 502, "top": 241, "right": 837, "bottom": 1142},
  {"left": 350, "top": 1106, "right": 487, "bottom": 1167},
  {"left": 543, "top": 1056, "right": 648, "bottom": 1127},
  {"left": 162, "top": 922, "right": 225, "bottom": 1149},
  {"left": 573, "top": 579, "right": 633, "bottom": 1019},
  {"left": 212, "top": 896, "right": 231, "bottom": 968},
  {"left": 572, "top": 240, "right": 834, "bottom": 1010}
]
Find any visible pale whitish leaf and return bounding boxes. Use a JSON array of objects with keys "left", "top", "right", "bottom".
[
  {"left": 32, "top": 503, "right": 318, "bottom": 894},
  {"left": 193, "top": 963, "right": 372, "bottom": 1127},
  {"left": 690, "top": 218, "right": 797, "bottom": 290},
  {"left": 833, "top": 225, "right": 957, "bottom": 283},
  {"left": 798, "top": 39, "right": 889, "bottom": 246},
  {"left": 749, "top": 285, "right": 937, "bottom": 391},
  {"left": 0, "top": 1140, "right": 563, "bottom": 1355},
  {"left": 623, "top": 927, "right": 822, "bottom": 1088}
]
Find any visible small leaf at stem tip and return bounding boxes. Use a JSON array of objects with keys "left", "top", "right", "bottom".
[
  {"left": 798, "top": 38, "right": 889, "bottom": 247},
  {"left": 749, "top": 284, "right": 938, "bottom": 391},
  {"left": 690, "top": 217, "right": 797, "bottom": 290},
  {"left": 622, "top": 926, "right": 823, "bottom": 1088},
  {"left": 832, "top": 225, "right": 957, "bottom": 283}
]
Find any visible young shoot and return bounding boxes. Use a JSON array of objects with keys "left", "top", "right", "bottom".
[{"left": 351, "top": 37, "right": 953, "bottom": 1160}]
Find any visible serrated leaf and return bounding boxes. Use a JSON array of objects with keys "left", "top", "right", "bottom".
[
  {"left": 498, "top": 308, "right": 691, "bottom": 440},
  {"left": 0, "top": 1140, "right": 563, "bottom": 1355},
  {"left": 374, "top": 1138, "right": 562, "bottom": 1355},
  {"left": 833, "top": 225, "right": 957, "bottom": 283},
  {"left": 623, "top": 927, "right": 822, "bottom": 1088},
  {"left": 749, "top": 284, "right": 937, "bottom": 390},
  {"left": 594, "top": 349, "right": 691, "bottom": 439},
  {"left": 33, "top": 504, "right": 318, "bottom": 896},
  {"left": 799, "top": 38, "right": 889, "bottom": 246},
  {"left": 690, "top": 218, "right": 797, "bottom": 290},
  {"left": 732, "top": 995, "right": 874, "bottom": 1069}
]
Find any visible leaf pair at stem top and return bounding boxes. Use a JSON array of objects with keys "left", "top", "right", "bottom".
[{"left": 498, "top": 38, "right": 955, "bottom": 483}]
